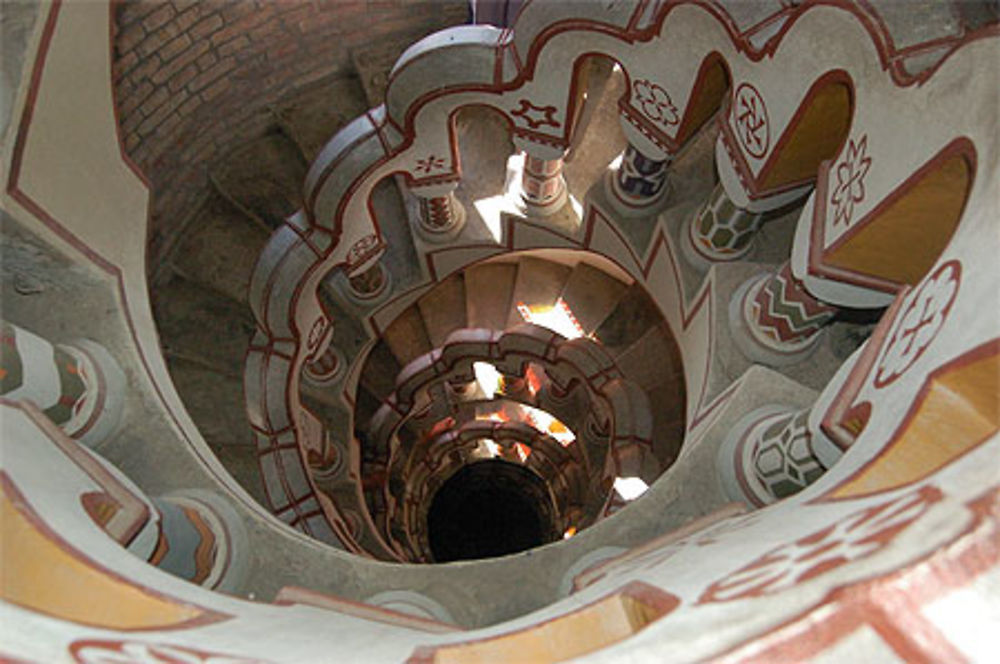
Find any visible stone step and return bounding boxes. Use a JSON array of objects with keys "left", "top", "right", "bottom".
[
  {"left": 166, "top": 357, "right": 267, "bottom": 506},
  {"left": 465, "top": 261, "right": 518, "bottom": 330},
  {"left": 558, "top": 261, "right": 629, "bottom": 335},
  {"left": 645, "top": 382, "right": 686, "bottom": 470},
  {"left": 153, "top": 275, "right": 256, "bottom": 377},
  {"left": 371, "top": 178, "right": 424, "bottom": 294},
  {"left": 504, "top": 257, "right": 573, "bottom": 329},
  {"left": 614, "top": 324, "right": 683, "bottom": 393},
  {"left": 382, "top": 304, "right": 433, "bottom": 369},
  {"left": 591, "top": 282, "right": 662, "bottom": 356},
  {"left": 360, "top": 340, "right": 404, "bottom": 400},
  {"left": 211, "top": 130, "right": 307, "bottom": 230},
  {"left": 417, "top": 273, "right": 467, "bottom": 347},
  {"left": 562, "top": 58, "right": 626, "bottom": 204},
  {"left": 170, "top": 196, "right": 272, "bottom": 304},
  {"left": 273, "top": 74, "right": 370, "bottom": 163}
]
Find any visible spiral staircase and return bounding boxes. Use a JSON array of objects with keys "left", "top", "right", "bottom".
[{"left": 2, "top": 1, "right": 999, "bottom": 662}]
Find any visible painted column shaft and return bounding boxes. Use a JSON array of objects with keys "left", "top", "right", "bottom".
[
  {"left": 745, "top": 261, "right": 837, "bottom": 351},
  {"left": 521, "top": 153, "right": 567, "bottom": 213},
  {"left": 687, "top": 182, "right": 764, "bottom": 262},
  {"left": 721, "top": 405, "right": 830, "bottom": 507},
  {"left": 608, "top": 143, "right": 671, "bottom": 213},
  {"left": 0, "top": 321, "right": 123, "bottom": 447}
]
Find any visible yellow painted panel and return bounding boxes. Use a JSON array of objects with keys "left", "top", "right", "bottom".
[
  {"left": 761, "top": 81, "right": 852, "bottom": 190},
  {"left": 0, "top": 480, "right": 206, "bottom": 629},
  {"left": 831, "top": 349, "right": 999, "bottom": 499},
  {"left": 825, "top": 153, "right": 970, "bottom": 287},
  {"left": 433, "top": 594, "right": 656, "bottom": 664}
]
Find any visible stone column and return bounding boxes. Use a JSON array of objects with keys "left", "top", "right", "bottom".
[
  {"left": 0, "top": 321, "right": 124, "bottom": 448},
  {"left": 730, "top": 261, "right": 838, "bottom": 365},
  {"left": 683, "top": 182, "right": 763, "bottom": 266},
  {"left": 149, "top": 489, "right": 248, "bottom": 592},
  {"left": 604, "top": 117, "right": 672, "bottom": 218},
  {"left": 718, "top": 405, "right": 831, "bottom": 507},
  {"left": 304, "top": 345, "right": 345, "bottom": 387},
  {"left": 410, "top": 181, "right": 466, "bottom": 243},
  {"left": 347, "top": 261, "right": 390, "bottom": 303},
  {"left": 513, "top": 135, "right": 568, "bottom": 216},
  {"left": 609, "top": 144, "right": 671, "bottom": 213}
]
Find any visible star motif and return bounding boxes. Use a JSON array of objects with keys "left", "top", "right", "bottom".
[
  {"left": 510, "top": 99, "right": 561, "bottom": 130},
  {"left": 415, "top": 154, "right": 446, "bottom": 174}
]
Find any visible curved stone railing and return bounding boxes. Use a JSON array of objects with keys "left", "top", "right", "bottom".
[
  {"left": 5, "top": 0, "right": 1000, "bottom": 660},
  {"left": 363, "top": 324, "right": 654, "bottom": 555},
  {"left": 244, "top": 0, "right": 1000, "bottom": 557}
]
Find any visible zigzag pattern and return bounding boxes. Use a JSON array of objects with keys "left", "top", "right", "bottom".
[{"left": 753, "top": 263, "right": 836, "bottom": 343}]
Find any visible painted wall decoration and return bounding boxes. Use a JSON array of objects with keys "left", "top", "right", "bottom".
[
  {"left": 830, "top": 135, "right": 872, "bottom": 228},
  {"left": 70, "top": 641, "right": 270, "bottom": 664},
  {"left": 633, "top": 79, "right": 679, "bottom": 129},
  {"left": 751, "top": 410, "right": 827, "bottom": 501},
  {"left": 510, "top": 99, "right": 561, "bottom": 130},
  {"left": 733, "top": 83, "right": 770, "bottom": 159},
  {"left": 873, "top": 260, "right": 960, "bottom": 388},
  {"left": 699, "top": 486, "right": 942, "bottom": 603},
  {"left": 415, "top": 154, "right": 447, "bottom": 175}
]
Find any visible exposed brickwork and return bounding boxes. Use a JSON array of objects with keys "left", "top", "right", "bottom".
[{"left": 112, "top": 0, "right": 468, "bottom": 265}]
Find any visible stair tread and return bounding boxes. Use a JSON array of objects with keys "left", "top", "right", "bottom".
[
  {"left": 382, "top": 305, "right": 432, "bottom": 368},
  {"left": 153, "top": 277, "right": 254, "bottom": 376},
  {"left": 646, "top": 382, "right": 686, "bottom": 468},
  {"left": 211, "top": 131, "right": 307, "bottom": 229},
  {"left": 558, "top": 262, "right": 629, "bottom": 334},
  {"left": 591, "top": 283, "right": 662, "bottom": 354},
  {"left": 418, "top": 274, "right": 467, "bottom": 347},
  {"left": 275, "top": 75, "right": 369, "bottom": 162},
  {"left": 168, "top": 359, "right": 253, "bottom": 449},
  {"left": 614, "top": 324, "right": 683, "bottom": 391},
  {"left": 504, "top": 257, "right": 573, "bottom": 329},
  {"left": 170, "top": 198, "right": 271, "bottom": 303},
  {"left": 360, "top": 340, "right": 404, "bottom": 399},
  {"left": 465, "top": 262, "right": 518, "bottom": 330}
]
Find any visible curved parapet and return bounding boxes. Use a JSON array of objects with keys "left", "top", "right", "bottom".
[{"left": 359, "top": 324, "right": 657, "bottom": 556}]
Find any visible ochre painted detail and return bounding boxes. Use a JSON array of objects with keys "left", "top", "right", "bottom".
[
  {"left": 759, "top": 80, "right": 852, "bottom": 190},
  {"left": 830, "top": 340, "right": 999, "bottom": 499},
  {"left": 408, "top": 583, "right": 678, "bottom": 664},
  {"left": 0, "top": 475, "right": 207, "bottom": 630},
  {"left": 824, "top": 151, "right": 972, "bottom": 287},
  {"left": 675, "top": 56, "right": 729, "bottom": 147}
]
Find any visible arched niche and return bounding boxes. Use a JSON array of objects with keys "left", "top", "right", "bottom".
[
  {"left": 673, "top": 52, "right": 730, "bottom": 148},
  {"left": 759, "top": 72, "right": 854, "bottom": 192}
]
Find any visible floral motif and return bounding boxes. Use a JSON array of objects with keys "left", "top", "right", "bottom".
[
  {"left": 875, "top": 260, "right": 960, "bottom": 387},
  {"left": 830, "top": 135, "right": 872, "bottom": 227},
  {"left": 633, "top": 80, "right": 679, "bottom": 128},
  {"left": 699, "top": 486, "right": 941, "bottom": 603}
]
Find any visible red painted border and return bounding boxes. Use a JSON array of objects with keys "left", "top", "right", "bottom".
[
  {"left": 808, "top": 137, "right": 976, "bottom": 294},
  {"left": 816, "top": 337, "right": 1000, "bottom": 503}
]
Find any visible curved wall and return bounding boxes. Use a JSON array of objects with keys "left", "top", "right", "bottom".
[{"left": 1, "top": 1, "right": 998, "bottom": 663}]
